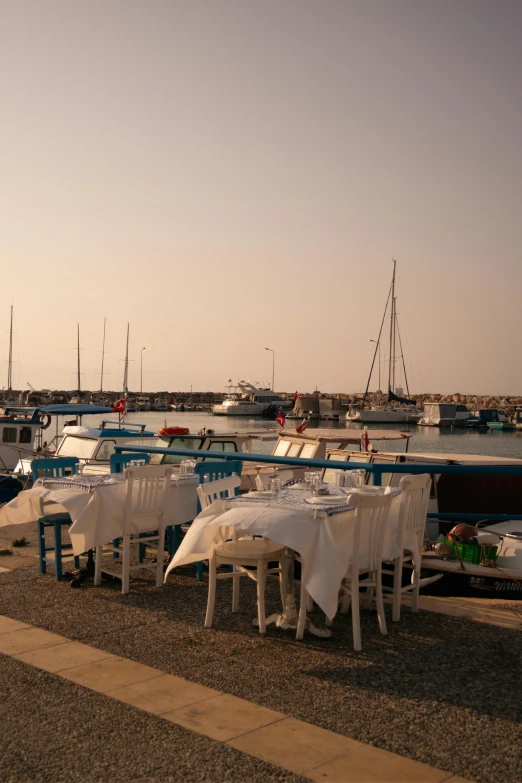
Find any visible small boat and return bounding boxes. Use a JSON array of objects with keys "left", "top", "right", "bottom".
[
  {"left": 136, "top": 396, "right": 152, "bottom": 412},
  {"left": 153, "top": 397, "right": 170, "bottom": 411},
  {"left": 212, "top": 381, "right": 292, "bottom": 416},
  {"left": 514, "top": 409, "right": 522, "bottom": 430},
  {"left": 466, "top": 408, "right": 502, "bottom": 427}
]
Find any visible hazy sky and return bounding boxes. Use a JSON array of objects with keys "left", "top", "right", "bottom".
[{"left": 2, "top": 0, "right": 522, "bottom": 395}]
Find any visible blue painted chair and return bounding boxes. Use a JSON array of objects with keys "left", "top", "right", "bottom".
[
  {"left": 31, "top": 457, "right": 80, "bottom": 580},
  {"left": 109, "top": 453, "right": 150, "bottom": 473},
  {"left": 188, "top": 460, "right": 243, "bottom": 579}
]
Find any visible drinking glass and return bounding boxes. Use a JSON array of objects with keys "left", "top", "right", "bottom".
[
  {"left": 270, "top": 477, "right": 282, "bottom": 501},
  {"left": 335, "top": 471, "right": 345, "bottom": 488},
  {"left": 311, "top": 475, "right": 321, "bottom": 496},
  {"left": 304, "top": 471, "right": 313, "bottom": 490}
]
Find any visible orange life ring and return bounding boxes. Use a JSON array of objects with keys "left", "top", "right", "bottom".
[
  {"left": 158, "top": 426, "right": 189, "bottom": 437},
  {"left": 40, "top": 415, "right": 52, "bottom": 430}
]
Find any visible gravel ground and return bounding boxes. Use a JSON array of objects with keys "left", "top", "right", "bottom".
[
  {"left": 1, "top": 563, "right": 522, "bottom": 783},
  {"left": 0, "top": 656, "right": 305, "bottom": 783}
]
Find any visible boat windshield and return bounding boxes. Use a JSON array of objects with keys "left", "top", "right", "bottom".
[
  {"left": 149, "top": 437, "right": 204, "bottom": 464},
  {"left": 56, "top": 436, "right": 98, "bottom": 459}
]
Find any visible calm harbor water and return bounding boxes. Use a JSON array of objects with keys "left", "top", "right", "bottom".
[{"left": 54, "top": 411, "right": 522, "bottom": 460}]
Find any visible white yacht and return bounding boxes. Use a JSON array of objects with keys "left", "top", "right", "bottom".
[
  {"left": 136, "top": 396, "right": 152, "bottom": 411},
  {"left": 212, "top": 381, "right": 292, "bottom": 416}
]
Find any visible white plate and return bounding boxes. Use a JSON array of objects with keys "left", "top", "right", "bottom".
[
  {"left": 305, "top": 496, "right": 347, "bottom": 505},
  {"left": 244, "top": 490, "right": 272, "bottom": 498},
  {"left": 344, "top": 486, "right": 383, "bottom": 495}
]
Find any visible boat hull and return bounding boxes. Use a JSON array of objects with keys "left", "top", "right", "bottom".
[{"left": 347, "top": 408, "right": 421, "bottom": 423}]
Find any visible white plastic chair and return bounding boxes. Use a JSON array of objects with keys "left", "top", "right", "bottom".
[
  {"left": 199, "top": 477, "right": 287, "bottom": 634},
  {"left": 255, "top": 470, "right": 293, "bottom": 490},
  {"left": 296, "top": 492, "right": 394, "bottom": 651},
  {"left": 94, "top": 465, "right": 173, "bottom": 594},
  {"left": 382, "top": 474, "right": 431, "bottom": 621}
]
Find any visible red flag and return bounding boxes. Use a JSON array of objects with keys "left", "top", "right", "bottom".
[
  {"left": 112, "top": 396, "right": 126, "bottom": 413},
  {"left": 293, "top": 391, "right": 299, "bottom": 401},
  {"left": 295, "top": 415, "right": 310, "bottom": 434},
  {"left": 228, "top": 378, "right": 232, "bottom": 382},
  {"left": 276, "top": 412, "right": 286, "bottom": 427}
]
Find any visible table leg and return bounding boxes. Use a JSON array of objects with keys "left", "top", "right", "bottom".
[{"left": 261, "top": 551, "right": 332, "bottom": 638}]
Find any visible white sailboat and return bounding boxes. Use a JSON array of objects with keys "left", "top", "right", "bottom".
[{"left": 347, "top": 261, "right": 422, "bottom": 424}]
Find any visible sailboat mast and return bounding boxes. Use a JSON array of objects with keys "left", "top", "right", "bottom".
[
  {"left": 77, "top": 323, "right": 81, "bottom": 395},
  {"left": 395, "top": 313, "right": 411, "bottom": 398},
  {"left": 387, "top": 260, "right": 396, "bottom": 394},
  {"left": 7, "top": 305, "right": 13, "bottom": 392},
  {"left": 100, "top": 317, "right": 106, "bottom": 393},
  {"left": 123, "top": 323, "right": 129, "bottom": 394}
]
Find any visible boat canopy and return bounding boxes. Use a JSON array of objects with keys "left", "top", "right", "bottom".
[
  {"left": 4, "top": 404, "right": 113, "bottom": 417},
  {"left": 280, "top": 428, "right": 411, "bottom": 443}
]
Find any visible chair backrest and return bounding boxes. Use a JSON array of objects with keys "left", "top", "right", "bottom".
[
  {"left": 197, "top": 476, "right": 242, "bottom": 510},
  {"left": 31, "top": 457, "right": 79, "bottom": 483},
  {"left": 345, "top": 491, "right": 394, "bottom": 573},
  {"left": 194, "top": 460, "right": 243, "bottom": 483},
  {"left": 110, "top": 452, "right": 150, "bottom": 474},
  {"left": 123, "top": 465, "right": 173, "bottom": 525},
  {"left": 255, "top": 470, "right": 293, "bottom": 490},
  {"left": 397, "top": 474, "right": 431, "bottom": 552}
]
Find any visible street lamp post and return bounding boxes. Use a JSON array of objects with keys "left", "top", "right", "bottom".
[
  {"left": 140, "top": 347, "right": 146, "bottom": 393},
  {"left": 265, "top": 347, "right": 275, "bottom": 391},
  {"left": 370, "top": 339, "right": 381, "bottom": 392}
]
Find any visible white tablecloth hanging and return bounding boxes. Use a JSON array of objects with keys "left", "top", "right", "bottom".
[
  {"left": 0, "top": 475, "right": 198, "bottom": 556},
  {"left": 165, "top": 485, "right": 406, "bottom": 620}
]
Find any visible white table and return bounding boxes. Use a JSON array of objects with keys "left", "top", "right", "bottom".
[
  {"left": 166, "top": 485, "right": 406, "bottom": 622},
  {"left": 0, "top": 474, "right": 198, "bottom": 556}
]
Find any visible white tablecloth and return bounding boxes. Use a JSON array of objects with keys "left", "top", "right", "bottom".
[
  {"left": 166, "top": 487, "right": 407, "bottom": 620},
  {"left": 0, "top": 476, "right": 198, "bottom": 556}
]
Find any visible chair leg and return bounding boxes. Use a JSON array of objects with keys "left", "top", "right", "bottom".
[
  {"left": 296, "top": 568, "right": 308, "bottom": 641},
  {"left": 204, "top": 553, "right": 217, "bottom": 628},
  {"left": 122, "top": 534, "right": 130, "bottom": 594},
  {"left": 411, "top": 559, "right": 421, "bottom": 613},
  {"left": 73, "top": 554, "right": 80, "bottom": 569},
  {"left": 256, "top": 559, "right": 267, "bottom": 634},
  {"left": 392, "top": 555, "right": 403, "bottom": 622},
  {"left": 232, "top": 565, "right": 240, "bottom": 612},
  {"left": 196, "top": 561, "right": 204, "bottom": 581},
  {"left": 37, "top": 520, "right": 46, "bottom": 575},
  {"left": 375, "top": 568, "right": 388, "bottom": 636},
  {"left": 156, "top": 528, "right": 166, "bottom": 587},
  {"left": 54, "top": 522, "right": 63, "bottom": 581},
  {"left": 351, "top": 579, "right": 362, "bottom": 652},
  {"left": 112, "top": 539, "right": 120, "bottom": 559},
  {"left": 94, "top": 544, "right": 102, "bottom": 586}
]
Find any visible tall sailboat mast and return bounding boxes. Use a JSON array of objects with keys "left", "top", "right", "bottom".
[
  {"left": 77, "top": 323, "right": 81, "bottom": 396},
  {"left": 387, "top": 259, "right": 397, "bottom": 395},
  {"left": 7, "top": 305, "right": 13, "bottom": 392},
  {"left": 123, "top": 323, "right": 129, "bottom": 394},
  {"left": 100, "top": 317, "right": 106, "bottom": 393}
]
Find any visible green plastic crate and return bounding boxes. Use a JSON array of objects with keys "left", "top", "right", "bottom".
[{"left": 442, "top": 538, "right": 498, "bottom": 565}]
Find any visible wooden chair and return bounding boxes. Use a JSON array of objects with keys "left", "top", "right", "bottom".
[
  {"left": 297, "top": 492, "right": 394, "bottom": 651},
  {"left": 382, "top": 474, "right": 431, "bottom": 621},
  {"left": 94, "top": 465, "right": 173, "bottom": 594},
  {"left": 31, "top": 457, "right": 80, "bottom": 580},
  {"left": 198, "top": 477, "right": 287, "bottom": 634}
]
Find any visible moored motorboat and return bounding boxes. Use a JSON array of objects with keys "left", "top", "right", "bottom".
[{"left": 212, "top": 381, "right": 292, "bottom": 416}]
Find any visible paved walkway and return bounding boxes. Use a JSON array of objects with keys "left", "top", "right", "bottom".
[{"left": 0, "top": 614, "right": 469, "bottom": 783}]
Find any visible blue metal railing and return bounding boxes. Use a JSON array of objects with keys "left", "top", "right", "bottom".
[{"left": 114, "top": 443, "right": 522, "bottom": 524}]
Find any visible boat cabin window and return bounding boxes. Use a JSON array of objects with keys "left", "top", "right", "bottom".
[
  {"left": 300, "top": 443, "right": 316, "bottom": 459},
  {"left": 273, "top": 439, "right": 291, "bottom": 457},
  {"left": 56, "top": 436, "right": 97, "bottom": 459},
  {"left": 2, "top": 427, "right": 17, "bottom": 443},
  {"left": 456, "top": 405, "right": 468, "bottom": 412},
  {"left": 150, "top": 437, "right": 203, "bottom": 465},
  {"left": 96, "top": 440, "right": 117, "bottom": 461},
  {"left": 19, "top": 427, "right": 33, "bottom": 444},
  {"left": 287, "top": 443, "right": 302, "bottom": 457},
  {"left": 207, "top": 441, "right": 238, "bottom": 453}
]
